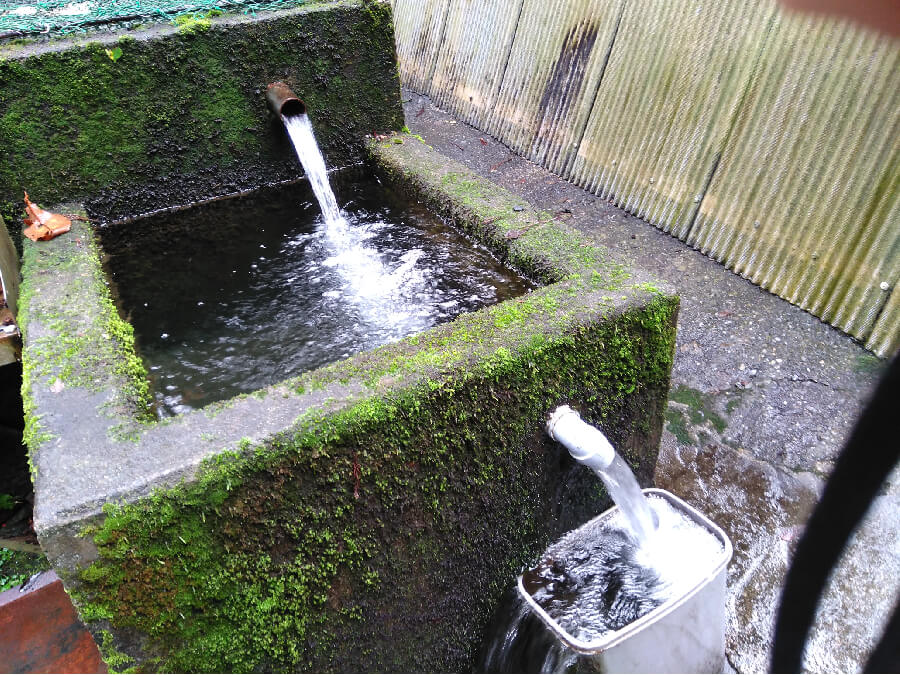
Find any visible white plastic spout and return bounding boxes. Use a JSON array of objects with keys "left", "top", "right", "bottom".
[{"left": 546, "top": 405, "right": 615, "bottom": 472}]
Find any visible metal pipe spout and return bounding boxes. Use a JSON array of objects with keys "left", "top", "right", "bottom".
[
  {"left": 266, "top": 82, "right": 306, "bottom": 118},
  {"left": 547, "top": 405, "right": 615, "bottom": 472}
]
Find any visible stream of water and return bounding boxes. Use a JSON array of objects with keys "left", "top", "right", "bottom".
[
  {"left": 594, "top": 454, "right": 658, "bottom": 546},
  {"left": 283, "top": 113, "right": 343, "bottom": 226},
  {"left": 282, "top": 112, "right": 431, "bottom": 325}
]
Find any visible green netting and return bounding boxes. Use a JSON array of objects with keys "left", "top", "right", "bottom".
[{"left": 0, "top": 0, "right": 313, "bottom": 38}]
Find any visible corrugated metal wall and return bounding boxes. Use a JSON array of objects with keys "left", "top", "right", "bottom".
[
  {"left": 689, "top": 14, "right": 900, "bottom": 356},
  {"left": 391, "top": 0, "right": 899, "bottom": 357}
]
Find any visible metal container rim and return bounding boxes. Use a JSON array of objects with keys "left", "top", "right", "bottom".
[{"left": 517, "top": 488, "right": 733, "bottom": 654}]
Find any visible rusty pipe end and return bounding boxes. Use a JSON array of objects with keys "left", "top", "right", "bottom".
[{"left": 266, "top": 81, "right": 306, "bottom": 118}]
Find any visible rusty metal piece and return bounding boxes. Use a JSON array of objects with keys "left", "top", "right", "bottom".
[
  {"left": 0, "top": 571, "right": 108, "bottom": 673},
  {"left": 22, "top": 192, "right": 72, "bottom": 242},
  {"left": 266, "top": 81, "right": 306, "bottom": 118}
]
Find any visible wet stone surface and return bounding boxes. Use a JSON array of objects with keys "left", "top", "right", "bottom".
[{"left": 401, "top": 89, "right": 897, "bottom": 671}]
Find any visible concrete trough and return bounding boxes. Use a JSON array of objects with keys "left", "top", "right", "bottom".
[
  {"left": 19, "top": 137, "right": 677, "bottom": 671},
  {"left": 8, "top": 3, "right": 678, "bottom": 671}
]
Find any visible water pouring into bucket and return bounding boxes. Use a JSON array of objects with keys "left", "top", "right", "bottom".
[{"left": 480, "top": 406, "right": 732, "bottom": 673}]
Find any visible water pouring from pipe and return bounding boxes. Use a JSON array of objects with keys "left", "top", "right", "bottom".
[
  {"left": 267, "top": 82, "right": 342, "bottom": 228},
  {"left": 547, "top": 405, "right": 658, "bottom": 544},
  {"left": 266, "top": 81, "right": 428, "bottom": 312}
]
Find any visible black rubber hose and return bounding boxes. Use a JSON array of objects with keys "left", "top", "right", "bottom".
[{"left": 771, "top": 353, "right": 900, "bottom": 672}]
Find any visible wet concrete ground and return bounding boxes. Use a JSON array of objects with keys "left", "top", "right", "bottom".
[{"left": 401, "top": 90, "right": 898, "bottom": 672}]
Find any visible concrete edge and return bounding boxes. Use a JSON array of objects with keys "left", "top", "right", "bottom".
[{"left": 22, "top": 153, "right": 677, "bottom": 537}]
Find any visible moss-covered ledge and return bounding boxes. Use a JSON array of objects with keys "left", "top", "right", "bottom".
[
  {"left": 0, "top": 0, "right": 402, "bottom": 230},
  {"left": 368, "top": 133, "right": 637, "bottom": 287},
  {"left": 22, "top": 154, "right": 677, "bottom": 671}
]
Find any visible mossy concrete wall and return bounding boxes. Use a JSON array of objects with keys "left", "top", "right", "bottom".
[
  {"left": 21, "top": 137, "right": 677, "bottom": 671},
  {"left": 0, "top": 0, "right": 403, "bottom": 229}
]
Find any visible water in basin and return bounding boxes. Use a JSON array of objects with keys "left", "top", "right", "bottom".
[{"left": 100, "top": 174, "right": 534, "bottom": 417}]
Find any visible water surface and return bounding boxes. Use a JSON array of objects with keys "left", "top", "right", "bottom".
[{"left": 101, "top": 175, "right": 534, "bottom": 417}]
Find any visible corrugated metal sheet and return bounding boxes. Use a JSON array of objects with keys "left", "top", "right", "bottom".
[
  {"left": 391, "top": 0, "right": 900, "bottom": 355},
  {"left": 483, "top": 0, "right": 624, "bottom": 176},
  {"left": 868, "top": 284, "right": 900, "bottom": 358},
  {"left": 568, "top": 0, "right": 777, "bottom": 238},
  {"left": 425, "top": 0, "right": 525, "bottom": 126},
  {"left": 690, "top": 13, "right": 900, "bottom": 355},
  {"left": 392, "top": 0, "right": 450, "bottom": 93}
]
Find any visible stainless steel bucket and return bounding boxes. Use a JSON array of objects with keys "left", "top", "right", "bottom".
[{"left": 517, "top": 488, "right": 732, "bottom": 673}]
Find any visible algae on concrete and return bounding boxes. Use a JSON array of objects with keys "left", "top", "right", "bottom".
[
  {"left": 0, "top": 546, "right": 50, "bottom": 591},
  {"left": 0, "top": 0, "right": 403, "bottom": 233},
  {"left": 22, "top": 137, "right": 677, "bottom": 673}
]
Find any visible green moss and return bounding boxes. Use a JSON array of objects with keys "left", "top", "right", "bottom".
[
  {"left": 369, "top": 138, "right": 635, "bottom": 289},
  {"left": 725, "top": 391, "right": 743, "bottom": 414},
  {"left": 668, "top": 385, "right": 727, "bottom": 437},
  {"left": 98, "top": 630, "right": 138, "bottom": 673},
  {"left": 853, "top": 353, "right": 884, "bottom": 375},
  {"left": 173, "top": 11, "right": 222, "bottom": 34},
  {"left": 18, "top": 215, "right": 153, "bottom": 461},
  {"left": 21, "top": 230, "right": 149, "bottom": 405},
  {"left": 633, "top": 281, "right": 661, "bottom": 293},
  {"left": 0, "top": 547, "right": 50, "bottom": 591},
  {"left": 0, "top": 1, "right": 404, "bottom": 229},
  {"left": 75, "top": 292, "right": 676, "bottom": 671},
  {"left": 665, "top": 407, "right": 693, "bottom": 445}
]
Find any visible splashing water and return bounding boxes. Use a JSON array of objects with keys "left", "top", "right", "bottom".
[
  {"left": 524, "top": 496, "right": 724, "bottom": 643},
  {"left": 480, "top": 408, "right": 727, "bottom": 671},
  {"left": 477, "top": 586, "right": 578, "bottom": 673},
  {"left": 479, "top": 496, "right": 726, "bottom": 671},
  {"left": 282, "top": 112, "right": 429, "bottom": 322},
  {"left": 102, "top": 171, "right": 535, "bottom": 417}
]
